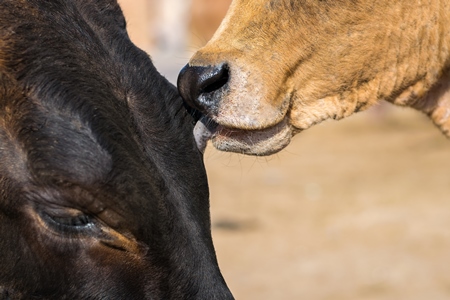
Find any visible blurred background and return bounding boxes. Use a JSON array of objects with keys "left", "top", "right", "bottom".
[
  {"left": 119, "top": 0, "right": 232, "bottom": 83},
  {"left": 118, "top": 1, "right": 450, "bottom": 299}
]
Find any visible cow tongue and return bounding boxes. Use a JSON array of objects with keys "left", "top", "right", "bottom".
[{"left": 193, "top": 116, "right": 218, "bottom": 153}]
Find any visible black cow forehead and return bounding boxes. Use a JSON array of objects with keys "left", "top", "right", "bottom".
[
  {"left": 0, "top": 0, "right": 170, "bottom": 195},
  {"left": 28, "top": 112, "right": 113, "bottom": 186},
  {"left": 0, "top": 96, "right": 113, "bottom": 187},
  {"left": 0, "top": 0, "right": 133, "bottom": 182},
  {"left": 1, "top": 0, "right": 126, "bottom": 86}
]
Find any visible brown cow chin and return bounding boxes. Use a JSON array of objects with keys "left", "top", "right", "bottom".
[{"left": 193, "top": 116, "right": 292, "bottom": 156}]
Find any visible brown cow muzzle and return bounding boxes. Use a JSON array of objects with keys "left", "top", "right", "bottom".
[
  {"left": 178, "top": 58, "right": 294, "bottom": 156},
  {"left": 177, "top": 63, "right": 229, "bottom": 116}
]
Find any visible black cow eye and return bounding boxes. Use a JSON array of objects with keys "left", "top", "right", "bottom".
[
  {"left": 50, "top": 214, "right": 91, "bottom": 227},
  {"left": 41, "top": 211, "right": 96, "bottom": 234}
]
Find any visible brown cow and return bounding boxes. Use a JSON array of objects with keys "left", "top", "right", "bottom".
[{"left": 178, "top": 0, "right": 450, "bottom": 156}]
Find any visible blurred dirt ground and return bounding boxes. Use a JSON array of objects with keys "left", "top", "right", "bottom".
[{"left": 206, "top": 106, "right": 450, "bottom": 300}]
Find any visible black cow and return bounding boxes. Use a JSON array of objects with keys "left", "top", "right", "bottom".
[{"left": 0, "top": 0, "right": 233, "bottom": 299}]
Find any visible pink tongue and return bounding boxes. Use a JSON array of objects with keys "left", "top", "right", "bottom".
[
  {"left": 193, "top": 116, "right": 218, "bottom": 153},
  {"left": 193, "top": 121, "right": 213, "bottom": 153}
]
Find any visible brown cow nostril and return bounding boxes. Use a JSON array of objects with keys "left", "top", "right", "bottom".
[
  {"left": 178, "top": 63, "right": 229, "bottom": 115},
  {"left": 200, "top": 65, "right": 229, "bottom": 94}
]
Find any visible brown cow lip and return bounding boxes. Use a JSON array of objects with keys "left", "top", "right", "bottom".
[
  {"left": 200, "top": 115, "right": 284, "bottom": 138},
  {"left": 201, "top": 116, "right": 263, "bottom": 138},
  {"left": 212, "top": 118, "right": 292, "bottom": 156},
  {"left": 193, "top": 114, "right": 291, "bottom": 155},
  {"left": 213, "top": 123, "right": 276, "bottom": 138}
]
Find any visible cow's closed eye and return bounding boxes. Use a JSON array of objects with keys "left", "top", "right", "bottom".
[
  {"left": 33, "top": 206, "right": 145, "bottom": 255},
  {"left": 33, "top": 206, "right": 102, "bottom": 238},
  {"left": 41, "top": 210, "right": 97, "bottom": 235}
]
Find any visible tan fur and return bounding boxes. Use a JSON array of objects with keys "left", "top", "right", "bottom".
[{"left": 187, "top": 0, "right": 450, "bottom": 155}]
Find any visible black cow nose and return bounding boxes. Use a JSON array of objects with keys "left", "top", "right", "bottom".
[{"left": 177, "top": 64, "right": 229, "bottom": 114}]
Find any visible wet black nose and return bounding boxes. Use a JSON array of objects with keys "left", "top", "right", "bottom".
[{"left": 177, "top": 64, "right": 229, "bottom": 115}]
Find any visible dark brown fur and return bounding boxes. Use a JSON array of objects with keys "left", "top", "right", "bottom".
[{"left": 0, "top": 1, "right": 233, "bottom": 299}]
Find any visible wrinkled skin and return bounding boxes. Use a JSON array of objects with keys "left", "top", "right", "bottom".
[
  {"left": 178, "top": 0, "right": 450, "bottom": 156},
  {"left": 0, "top": 1, "right": 233, "bottom": 299}
]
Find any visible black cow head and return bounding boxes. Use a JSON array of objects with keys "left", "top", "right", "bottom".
[{"left": 0, "top": 0, "right": 233, "bottom": 299}]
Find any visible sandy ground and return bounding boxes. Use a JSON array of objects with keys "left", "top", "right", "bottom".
[{"left": 205, "top": 106, "right": 450, "bottom": 300}]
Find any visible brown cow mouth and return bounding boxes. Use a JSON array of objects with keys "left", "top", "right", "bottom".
[{"left": 193, "top": 115, "right": 292, "bottom": 156}]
